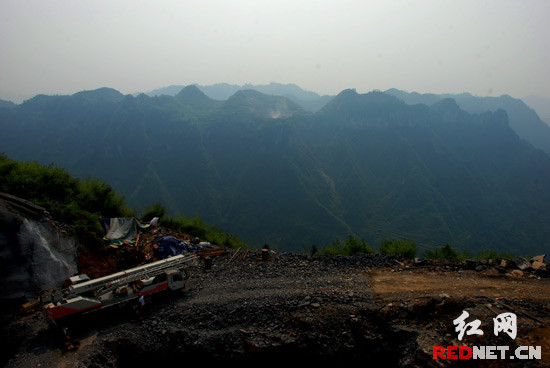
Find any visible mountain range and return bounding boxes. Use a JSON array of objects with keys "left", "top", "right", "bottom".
[
  {"left": 146, "top": 82, "right": 338, "bottom": 114},
  {"left": 1, "top": 85, "right": 549, "bottom": 254},
  {"left": 384, "top": 89, "right": 550, "bottom": 154},
  {"left": 143, "top": 83, "right": 550, "bottom": 154}
]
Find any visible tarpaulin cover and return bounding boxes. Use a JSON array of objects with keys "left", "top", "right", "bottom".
[
  {"left": 104, "top": 217, "right": 149, "bottom": 245},
  {"left": 155, "top": 235, "right": 198, "bottom": 259}
]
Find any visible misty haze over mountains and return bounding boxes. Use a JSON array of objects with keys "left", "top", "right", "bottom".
[
  {"left": 143, "top": 83, "right": 550, "bottom": 153},
  {"left": 144, "top": 83, "right": 335, "bottom": 115},
  {"left": 0, "top": 84, "right": 549, "bottom": 254}
]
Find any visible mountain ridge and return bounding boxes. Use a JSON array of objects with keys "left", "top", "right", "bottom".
[
  {"left": 217, "top": 89, "right": 306, "bottom": 119},
  {"left": 143, "top": 82, "right": 333, "bottom": 113},
  {"left": 385, "top": 88, "right": 550, "bottom": 153},
  {"left": 1, "top": 86, "right": 548, "bottom": 254},
  {"left": 141, "top": 84, "right": 550, "bottom": 152}
]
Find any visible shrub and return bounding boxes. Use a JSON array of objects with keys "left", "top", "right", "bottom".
[
  {"left": 321, "top": 235, "right": 375, "bottom": 256},
  {"left": 424, "top": 243, "right": 459, "bottom": 260},
  {"left": 379, "top": 238, "right": 416, "bottom": 258},
  {"left": 142, "top": 201, "right": 166, "bottom": 222}
]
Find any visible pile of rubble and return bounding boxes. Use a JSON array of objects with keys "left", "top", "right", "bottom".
[
  {"left": 77, "top": 226, "right": 226, "bottom": 279},
  {"left": 492, "top": 255, "right": 549, "bottom": 278},
  {"left": 404, "top": 254, "right": 549, "bottom": 279}
]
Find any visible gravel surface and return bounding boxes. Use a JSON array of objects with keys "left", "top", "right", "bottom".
[{"left": 2, "top": 250, "right": 549, "bottom": 367}]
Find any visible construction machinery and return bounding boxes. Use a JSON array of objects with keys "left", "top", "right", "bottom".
[{"left": 40, "top": 253, "right": 197, "bottom": 322}]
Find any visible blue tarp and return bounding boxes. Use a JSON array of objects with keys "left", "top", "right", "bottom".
[{"left": 154, "top": 235, "right": 198, "bottom": 259}]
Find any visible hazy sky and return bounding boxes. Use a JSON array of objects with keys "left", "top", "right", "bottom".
[{"left": 1, "top": 0, "right": 549, "bottom": 103}]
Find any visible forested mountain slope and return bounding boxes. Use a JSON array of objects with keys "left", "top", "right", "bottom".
[{"left": 1, "top": 86, "right": 549, "bottom": 254}]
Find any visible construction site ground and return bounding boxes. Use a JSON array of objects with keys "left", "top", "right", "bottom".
[{"left": 2, "top": 233, "right": 549, "bottom": 367}]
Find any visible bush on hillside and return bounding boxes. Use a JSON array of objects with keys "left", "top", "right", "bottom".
[
  {"left": 379, "top": 238, "right": 416, "bottom": 258},
  {"left": 424, "top": 243, "right": 460, "bottom": 260},
  {"left": 321, "top": 235, "right": 375, "bottom": 256},
  {"left": 142, "top": 201, "right": 166, "bottom": 222}
]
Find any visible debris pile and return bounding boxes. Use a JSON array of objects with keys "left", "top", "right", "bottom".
[
  {"left": 78, "top": 220, "right": 226, "bottom": 280},
  {"left": 395, "top": 255, "right": 549, "bottom": 279}
]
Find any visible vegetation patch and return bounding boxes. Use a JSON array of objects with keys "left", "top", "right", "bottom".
[
  {"left": 317, "top": 235, "right": 375, "bottom": 256},
  {"left": 0, "top": 155, "right": 243, "bottom": 249}
]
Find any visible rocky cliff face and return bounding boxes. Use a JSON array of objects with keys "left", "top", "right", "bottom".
[{"left": 0, "top": 193, "right": 78, "bottom": 300}]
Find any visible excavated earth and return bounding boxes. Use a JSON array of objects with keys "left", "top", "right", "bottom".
[{"left": 2, "top": 250, "right": 550, "bottom": 367}]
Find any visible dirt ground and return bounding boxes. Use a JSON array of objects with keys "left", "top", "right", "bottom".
[
  {"left": 367, "top": 267, "right": 550, "bottom": 366},
  {"left": 368, "top": 268, "right": 550, "bottom": 301},
  {"left": 2, "top": 249, "right": 549, "bottom": 367}
]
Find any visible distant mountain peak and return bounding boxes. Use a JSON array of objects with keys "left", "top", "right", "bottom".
[
  {"left": 176, "top": 85, "right": 212, "bottom": 101},
  {"left": 431, "top": 97, "right": 461, "bottom": 111},
  {"left": 73, "top": 87, "right": 124, "bottom": 102},
  {"left": 339, "top": 88, "right": 358, "bottom": 96},
  {"left": 429, "top": 98, "right": 473, "bottom": 123},
  {"left": 321, "top": 89, "right": 405, "bottom": 118},
  {"left": 220, "top": 89, "right": 304, "bottom": 119},
  {"left": 172, "top": 84, "right": 219, "bottom": 112}
]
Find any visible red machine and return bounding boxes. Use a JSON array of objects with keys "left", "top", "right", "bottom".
[{"left": 40, "top": 253, "right": 196, "bottom": 322}]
